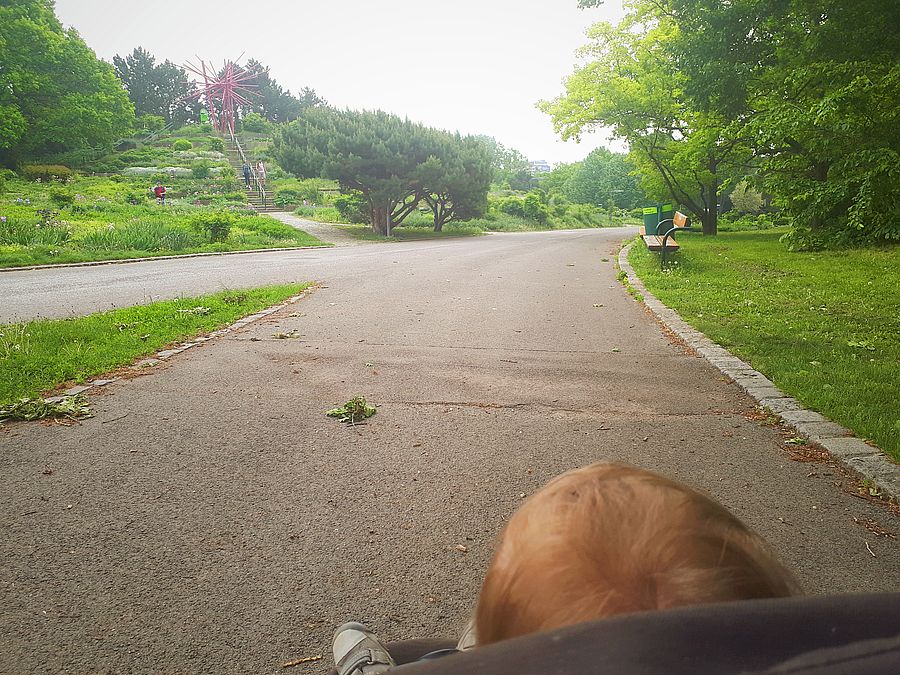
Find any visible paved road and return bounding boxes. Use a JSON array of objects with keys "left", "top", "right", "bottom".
[{"left": 1, "top": 228, "right": 897, "bottom": 673}]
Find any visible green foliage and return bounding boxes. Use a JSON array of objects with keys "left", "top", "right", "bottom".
[
  {"left": 539, "top": 9, "right": 749, "bottom": 235},
  {"left": 242, "top": 59, "right": 326, "bottom": 124},
  {"left": 113, "top": 47, "right": 199, "bottom": 127},
  {"left": 137, "top": 114, "right": 166, "bottom": 132},
  {"left": 172, "top": 139, "right": 193, "bottom": 151},
  {"left": 123, "top": 189, "right": 146, "bottom": 205},
  {"left": 192, "top": 210, "right": 235, "bottom": 242},
  {"left": 664, "top": 0, "right": 899, "bottom": 244},
  {"left": 241, "top": 112, "right": 272, "bottom": 133},
  {"left": 0, "top": 0, "right": 134, "bottom": 166},
  {"left": 326, "top": 396, "right": 377, "bottom": 424},
  {"left": 276, "top": 108, "right": 492, "bottom": 235},
  {"left": 208, "top": 137, "right": 224, "bottom": 152},
  {"left": 48, "top": 187, "right": 75, "bottom": 207},
  {"left": 0, "top": 174, "right": 328, "bottom": 267},
  {"left": 0, "top": 394, "right": 92, "bottom": 424},
  {"left": 556, "top": 148, "right": 646, "bottom": 209},
  {"left": 20, "top": 165, "right": 73, "bottom": 182},
  {"left": 522, "top": 193, "right": 549, "bottom": 225},
  {"left": 190, "top": 159, "right": 211, "bottom": 179},
  {"left": 730, "top": 180, "right": 765, "bottom": 214}
]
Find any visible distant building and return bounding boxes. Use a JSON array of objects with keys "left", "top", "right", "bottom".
[{"left": 530, "top": 159, "right": 552, "bottom": 174}]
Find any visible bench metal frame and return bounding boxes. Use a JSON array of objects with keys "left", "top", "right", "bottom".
[{"left": 656, "top": 217, "right": 693, "bottom": 266}]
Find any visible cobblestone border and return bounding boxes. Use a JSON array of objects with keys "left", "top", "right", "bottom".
[
  {"left": 618, "top": 241, "right": 899, "bottom": 502},
  {"left": 44, "top": 286, "right": 315, "bottom": 405}
]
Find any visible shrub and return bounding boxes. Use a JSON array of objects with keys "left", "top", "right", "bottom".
[
  {"left": 191, "top": 160, "right": 211, "bottom": 179},
  {"left": 124, "top": 189, "right": 147, "bottom": 205},
  {"left": 730, "top": 180, "right": 766, "bottom": 214},
  {"left": 275, "top": 188, "right": 301, "bottom": 206},
  {"left": 192, "top": 210, "right": 235, "bottom": 242},
  {"left": 241, "top": 112, "right": 272, "bottom": 133},
  {"left": 138, "top": 115, "right": 166, "bottom": 132},
  {"left": 49, "top": 188, "right": 75, "bottom": 207},
  {"left": 334, "top": 193, "right": 369, "bottom": 223},
  {"left": 494, "top": 196, "right": 525, "bottom": 218},
  {"left": 208, "top": 137, "right": 225, "bottom": 152},
  {"left": 0, "top": 175, "right": 5, "bottom": 195},
  {"left": 0, "top": 168, "right": 16, "bottom": 182},
  {"left": 172, "top": 139, "right": 193, "bottom": 151},
  {"left": 21, "top": 165, "right": 73, "bottom": 182},
  {"left": 523, "top": 193, "right": 549, "bottom": 225}
]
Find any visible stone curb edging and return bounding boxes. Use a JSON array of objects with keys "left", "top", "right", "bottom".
[
  {"left": 43, "top": 287, "right": 315, "bottom": 406},
  {"left": 0, "top": 244, "right": 331, "bottom": 274},
  {"left": 617, "top": 241, "right": 899, "bottom": 502}
]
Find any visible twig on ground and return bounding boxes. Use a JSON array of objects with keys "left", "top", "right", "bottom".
[{"left": 282, "top": 655, "right": 322, "bottom": 668}]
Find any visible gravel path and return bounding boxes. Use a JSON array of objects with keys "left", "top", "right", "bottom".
[
  {"left": 267, "top": 211, "right": 363, "bottom": 247},
  {"left": 1, "top": 228, "right": 897, "bottom": 673}
]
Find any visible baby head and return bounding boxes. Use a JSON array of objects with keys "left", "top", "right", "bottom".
[{"left": 475, "top": 463, "right": 798, "bottom": 645}]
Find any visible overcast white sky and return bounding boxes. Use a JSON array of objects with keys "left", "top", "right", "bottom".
[{"left": 54, "top": 0, "right": 626, "bottom": 164}]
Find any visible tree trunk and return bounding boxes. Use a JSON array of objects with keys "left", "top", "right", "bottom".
[
  {"left": 809, "top": 161, "right": 830, "bottom": 231},
  {"left": 370, "top": 204, "right": 389, "bottom": 235},
  {"left": 702, "top": 175, "right": 718, "bottom": 236}
]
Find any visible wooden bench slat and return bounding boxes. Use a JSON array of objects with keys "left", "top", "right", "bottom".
[{"left": 641, "top": 234, "right": 679, "bottom": 252}]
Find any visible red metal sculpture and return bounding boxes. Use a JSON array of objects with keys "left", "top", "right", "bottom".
[{"left": 183, "top": 57, "right": 258, "bottom": 135}]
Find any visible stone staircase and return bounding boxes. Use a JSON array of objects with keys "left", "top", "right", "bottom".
[{"left": 223, "top": 137, "right": 281, "bottom": 213}]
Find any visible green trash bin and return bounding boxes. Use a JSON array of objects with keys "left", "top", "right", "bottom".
[
  {"left": 643, "top": 206, "right": 659, "bottom": 235},
  {"left": 659, "top": 203, "right": 675, "bottom": 232}
]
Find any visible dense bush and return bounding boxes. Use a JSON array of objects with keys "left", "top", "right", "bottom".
[
  {"left": 137, "top": 115, "right": 166, "bottom": 132},
  {"left": 191, "top": 160, "right": 211, "bottom": 179},
  {"left": 522, "top": 193, "right": 550, "bottom": 225},
  {"left": 172, "top": 139, "right": 193, "bottom": 151},
  {"left": 192, "top": 210, "right": 235, "bottom": 242},
  {"left": 241, "top": 112, "right": 272, "bottom": 133},
  {"left": 208, "top": 138, "right": 225, "bottom": 152},
  {"left": 21, "top": 165, "right": 73, "bottom": 182},
  {"left": 333, "top": 193, "right": 369, "bottom": 223},
  {"left": 49, "top": 188, "right": 75, "bottom": 207}
]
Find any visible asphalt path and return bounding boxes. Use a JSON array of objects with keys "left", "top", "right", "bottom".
[{"left": 1, "top": 228, "right": 897, "bottom": 673}]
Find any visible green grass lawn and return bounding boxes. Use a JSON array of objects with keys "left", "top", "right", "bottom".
[
  {"left": 628, "top": 229, "right": 900, "bottom": 462},
  {"left": 0, "top": 283, "right": 310, "bottom": 405}
]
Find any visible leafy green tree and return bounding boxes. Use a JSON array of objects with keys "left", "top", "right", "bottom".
[
  {"left": 562, "top": 147, "right": 645, "bottom": 209},
  {"left": 0, "top": 0, "right": 134, "bottom": 166},
  {"left": 667, "top": 0, "right": 900, "bottom": 245},
  {"left": 276, "top": 108, "right": 490, "bottom": 235},
  {"left": 540, "top": 10, "right": 746, "bottom": 234},
  {"left": 113, "top": 47, "right": 198, "bottom": 127},
  {"left": 476, "top": 136, "right": 534, "bottom": 190},
  {"left": 419, "top": 136, "right": 493, "bottom": 231},
  {"left": 244, "top": 59, "right": 326, "bottom": 124}
]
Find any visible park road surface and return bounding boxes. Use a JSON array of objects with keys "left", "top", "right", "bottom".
[{"left": 1, "top": 228, "right": 898, "bottom": 674}]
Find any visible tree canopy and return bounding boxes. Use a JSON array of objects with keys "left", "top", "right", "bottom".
[
  {"left": 550, "top": 0, "right": 900, "bottom": 244},
  {"left": 0, "top": 0, "right": 134, "bottom": 166},
  {"left": 113, "top": 47, "right": 199, "bottom": 127},
  {"left": 244, "top": 59, "right": 326, "bottom": 124},
  {"left": 274, "top": 108, "right": 492, "bottom": 234}
]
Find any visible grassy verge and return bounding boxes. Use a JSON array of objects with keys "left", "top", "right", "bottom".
[
  {"left": 0, "top": 283, "right": 310, "bottom": 405},
  {"left": 628, "top": 230, "right": 900, "bottom": 462},
  {"left": 0, "top": 176, "right": 329, "bottom": 268},
  {"left": 337, "top": 224, "right": 484, "bottom": 242}
]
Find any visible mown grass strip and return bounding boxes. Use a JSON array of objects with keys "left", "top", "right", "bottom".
[
  {"left": 0, "top": 283, "right": 311, "bottom": 404},
  {"left": 628, "top": 230, "right": 900, "bottom": 462}
]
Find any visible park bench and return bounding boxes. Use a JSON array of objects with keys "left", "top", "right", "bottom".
[{"left": 640, "top": 211, "right": 692, "bottom": 264}]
